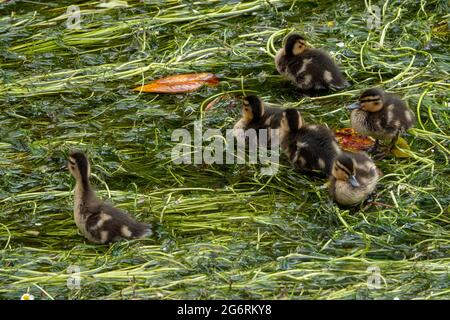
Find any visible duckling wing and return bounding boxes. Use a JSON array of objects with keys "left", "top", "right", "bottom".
[
  {"left": 285, "top": 53, "right": 316, "bottom": 90},
  {"left": 264, "top": 107, "right": 284, "bottom": 129},
  {"left": 237, "top": 107, "right": 284, "bottom": 147},
  {"left": 319, "top": 55, "right": 348, "bottom": 89},
  {"left": 363, "top": 109, "right": 397, "bottom": 138},
  {"left": 352, "top": 152, "right": 379, "bottom": 189},
  {"left": 384, "top": 95, "right": 416, "bottom": 130},
  {"left": 85, "top": 203, "right": 152, "bottom": 243},
  {"left": 299, "top": 50, "right": 348, "bottom": 91},
  {"left": 280, "top": 132, "right": 298, "bottom": 159},
  {"left": 373, "top": 106, "right": 409, "bottom": 137},
  {"left": 295, "top": 126, "right": 339, "bottom": 175}
]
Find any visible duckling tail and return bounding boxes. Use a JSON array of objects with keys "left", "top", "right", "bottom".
[
  {"left": 331, "top": 80, "right": 350, "bottom": 90},
  {"left": 136, "top": 224, "right": 153, "bottom": 238}
]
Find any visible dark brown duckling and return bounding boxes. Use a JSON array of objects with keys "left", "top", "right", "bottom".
[
  {"left": 348, "top": 88, "right": 415, "bottom": 159},
  {"left": 280, "top": 108, "right": 342, "bottom": 176},
  {"left": 233, "top": 95, "right": 284, "bottom": 145},
  {"left": 329, "top": 151, "right": 380, "bottom": 206},
  {"left": 68, "top": 151, "right": 151, "bottom": 244},
  {"left": 275, "top": 33, "right": 349, "bottom": 93}
]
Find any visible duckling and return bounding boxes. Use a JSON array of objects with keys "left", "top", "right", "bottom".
[
  {"left": 279, "top": 108, "right": 342, "bottom": 175},
  {"left": 329, "top": 151, "right": 379, "bottom": 206},
  {"left": 275, "top": 33, "right": 349, "bottom": 93},
  {"left": 233, "top": 95, "right": 284, "bottom": 145},
  {"left": 68, "top": 151, "right": 152, "bottom": 244},
  {"left": 347, "top": 88, "right": 415, "bottom": 159}
]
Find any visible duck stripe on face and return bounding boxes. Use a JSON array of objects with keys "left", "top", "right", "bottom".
[
  {"left": 336, "top": 163, "right": 351, "bottom": 175},
  {"left": 360, "top": 98, "right": 381, "bottom": 103}
]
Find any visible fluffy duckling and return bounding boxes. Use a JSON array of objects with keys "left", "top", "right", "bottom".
[
  {"left": 329, "top": 151, "right": 379, "bottom": 206},
  {"left": 280, "top": 108, "right": 341, "bottom": 175},
  {"left": 233, "top": 95, "right": 284, "bottom": 145},
  {"left": 348, "top": 88, "right": 415, "bottom": 159},
  {"left": 68, "top": 151, "right": 152, "bottom": 244},
  {"left": 275, "top": 33, "right": 349, "bottom": 92}
]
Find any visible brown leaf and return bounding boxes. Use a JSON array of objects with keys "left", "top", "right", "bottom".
[
  {"left": 133, "top": 73, "right": 219, "bottom": 93},
  {"left": 334, "top": 128, "right": 375, "bottom": 152}
]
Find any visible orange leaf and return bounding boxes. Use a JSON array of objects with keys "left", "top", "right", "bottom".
[
  {"left": 334, "top": 128, "right": 375, "bottom": 152},
  {"left": 133, "top": 73, "right": 219, "bottom": 93}
]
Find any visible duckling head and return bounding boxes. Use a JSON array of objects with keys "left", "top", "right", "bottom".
[
  {"left": 347, "top": 88, "right": 385, "bottom": 112},
  {"left": 332, "top": 153, "right": 360, "bottom": 187},
  {"left": 284, "top": 33, "right": 307, "bottom": 57},
  {"left": 242, "top": 95, "right": 264, "bottom": 122},
  {"left": 68, "top": 151, "right": 91, "bottom": 186},
  {"left": 280, "top": 108, "right": 304, "bottom": 133}
]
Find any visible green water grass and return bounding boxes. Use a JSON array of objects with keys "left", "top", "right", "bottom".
[{"left": 0, "top": 0, "right": 449, "bottom": 299}]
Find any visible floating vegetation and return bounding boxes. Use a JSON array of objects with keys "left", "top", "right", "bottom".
[{"left": 0, "top": 0, "right": 449, "bottom": 300}]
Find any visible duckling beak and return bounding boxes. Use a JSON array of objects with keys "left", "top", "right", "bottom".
[
  {"left": 348, "top": 175, "right": 360, "bottom": 188},
  {"left": 347, "top": 102, "right": 361, "bottom": 110}
]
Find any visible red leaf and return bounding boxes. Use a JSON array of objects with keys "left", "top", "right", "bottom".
[{"left": 334, "top": 128, "right": 375, "bottom": 152}]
